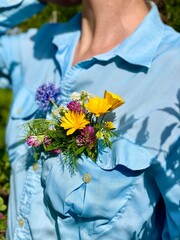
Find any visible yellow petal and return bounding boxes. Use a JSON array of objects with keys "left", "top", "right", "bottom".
[
  {"left": 104, "top": 90, "right": 125, "bottom": 111},
  {"left": 85, "top": 97, "right": 112, "bottom": 117},
  {"left": 60, "top": 111, "right": 90, "bottom": 135},
  {"left": 67, "top": 128, "right": 76, "bottom": 135},
  {"left": 105, "top": 121, "right": 115, "bottom": 129}
]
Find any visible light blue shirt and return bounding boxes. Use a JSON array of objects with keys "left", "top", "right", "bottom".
[{"left": 0, "top": 1, "right": 180, "bottom": 239}]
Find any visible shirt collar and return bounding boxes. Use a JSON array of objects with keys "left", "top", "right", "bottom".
[
  {"left": 52, "top": 14, "right": 81, "bottom": 76},
  {"left": 53, "top": 1, "right": 164, "bottom": 69}
]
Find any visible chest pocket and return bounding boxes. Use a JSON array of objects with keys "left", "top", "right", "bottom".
[
  {"left": 42, "top": 133, "right": 153, "bottom": 234},
  {"left": 11, "top": 85, "right": 37, "bottom": 120},
  {"left": 6, "top": 85, "right": 38, "bottom": 159}
]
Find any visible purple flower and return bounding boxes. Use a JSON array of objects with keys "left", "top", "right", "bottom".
[
  {"left": 76, "top": 126, "right": 96, "bottom": 148},
  {"left": 44, "top": 136, "right": 61, "bottom": 154},
  {"left": 26, "top": 136, "right": 43, "bottom": 147},
  {"left": 35, "top": 83, "right": 61, "bottom": 112},
  {"left": 51, "top": 149, "right": 62, "bottom": 154},
  {"left": 44, "top": 136, "right": 52, "bottom": 147},
  {"left": 67, "top": 100, "right": 85, "bottom": 113}
]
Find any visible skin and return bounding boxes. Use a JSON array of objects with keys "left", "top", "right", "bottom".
[
  {"left": 73, "top": 0, "right": 150, "bottom": 65},
  {"left": 43, "top": 0, "right": 150, "bottom": 65}
]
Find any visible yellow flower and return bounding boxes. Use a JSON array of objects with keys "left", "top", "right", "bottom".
[
  {"left": 104, "top": 90, "right": 125, "bottom": 111},
  {"left": 60, "top": 111, "right": 90, "bottom": 135},
  {"left": 96, "top": 131, "right": 103, "bottom": 139},
  {"left": 84, "top": 97, "right": 112, "bottom": 117},
  {"left": 104, "top": 121, "right": 115, "bottom": 129}
]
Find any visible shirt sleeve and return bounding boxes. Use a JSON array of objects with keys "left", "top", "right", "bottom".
[
  {"left": 0, "top": 0, "right": 45, "bottom": 35},
  {"left": 0, "top": 0, "right": 44, "bottom": 88}
]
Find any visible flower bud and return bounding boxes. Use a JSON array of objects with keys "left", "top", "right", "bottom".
[{"left": 26, "top": 135, "right": 44, "bottom": 147}]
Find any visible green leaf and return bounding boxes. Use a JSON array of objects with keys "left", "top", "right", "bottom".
[
  {"left": 0, "top": 197, "right": 7, "bottom": 211},
  {"left": 21, "top": 119, "right": 56, "bottom": 136},
  {"left": 74, "top": 146, "right": 86, "bottom": 155},
  {"left": 44, "top": 141, "right": 62, "bottom": 151}
]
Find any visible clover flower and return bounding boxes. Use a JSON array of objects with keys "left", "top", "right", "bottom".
[
  {"left": 43, "top": 136, "right": 61, "bottom": 154},
  {"left": 51, "top": 149, "right": 62, "bottom": 154},
  {"left": 67, "top": 100, "right": 85, "bottom": 113},
  {"left": 26, "top": 135, "right": 44, "bottom": 147},
  {"left": 44, "top": 136, "right": 52, "bottom": 147},
  {"left": 76, "top": 126, "right": 96, "bottom": 148},
  {"left": 35, "top": 83, "right": 61, "bottom": 112}
]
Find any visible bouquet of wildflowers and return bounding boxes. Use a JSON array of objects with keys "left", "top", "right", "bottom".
[{"left": 23, "top": 84, "right": 124, "bottom": 172}]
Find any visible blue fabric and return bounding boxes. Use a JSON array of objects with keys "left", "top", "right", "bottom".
[
  {"left": 0, "top": 1, "right": 180, "bottom": 240},
  {"left": 0, "top": 0, "right": 45, "bottom": 35}
]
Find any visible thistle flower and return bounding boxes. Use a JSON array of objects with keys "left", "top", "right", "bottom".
[
  {"left": 67, "top": 100, "right": 85, "bottom": 113},
  {"left": 26, "top": 135, "right": 44, "bottom": 147},
  {"left": 35, "top": 83, "right": 61, "bottom": 112}
]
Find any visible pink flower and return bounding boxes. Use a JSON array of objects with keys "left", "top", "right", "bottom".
[
  {"left": 51, "top": 149, "right": 62, "bottom": 154},
  {"left": 76, "top": 126, "right": 96, "bottom": 148},
  {"left": 26, "top": 136, "right": 43, "bottom": 147},
  {"left": 67, "top": 100, "right": 85, "bottom": 113},
  {"left": 44, "top": 136, "right": 52, "bottom": 147},
  {"left": 0, "top": 213, "right": 4, "bottom": 219}
]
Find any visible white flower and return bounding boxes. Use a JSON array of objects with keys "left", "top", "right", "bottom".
[
  {"left": 71, "top": 92, "right": 81, "bottom": 101},
  {"left": 58, "top": 106, "right": 68, "bottom": 115},
  {"left": 81, "top": 91, "right": 95, "bottom": 100},
  {"left": 52, "top": 105, "right": 67, "bottom": 117}
]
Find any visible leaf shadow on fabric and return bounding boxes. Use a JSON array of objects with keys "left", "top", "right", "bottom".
[{"left": 131, "top": 198, "right": 165, "bottom": 240}]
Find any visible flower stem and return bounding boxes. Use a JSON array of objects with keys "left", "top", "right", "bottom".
[{"left": 49, "top": 98, "right": 58, "bottom": 109}]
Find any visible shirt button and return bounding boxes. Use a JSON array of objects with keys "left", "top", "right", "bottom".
[
  {"left": 16, "top": 108, "right": 22, "bottom": 115},
  {"left": 18, "top": 218, "right": 25, "bottom": 227},
  {"left": 33, "top": 163, "right": 39, "bottom": 171},
  {"left": 82, "top": 173, "right": 92, "bottom": 183}
]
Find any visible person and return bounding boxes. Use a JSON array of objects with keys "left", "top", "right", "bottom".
[{"left": 0, "top": 0, "right": 179, "bottom": 239}]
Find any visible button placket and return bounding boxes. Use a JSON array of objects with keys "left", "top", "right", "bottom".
[{"left": 14, "top": 161, "right": 42, "bottom": 239}]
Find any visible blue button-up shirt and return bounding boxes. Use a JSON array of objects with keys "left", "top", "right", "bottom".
[{"left": 0, "top": 1, "right": 180, "bottom": 240}]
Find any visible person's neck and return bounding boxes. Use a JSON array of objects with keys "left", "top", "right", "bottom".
[{"left": 73, "top": 0, "right": 150, "bottom": 65}]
